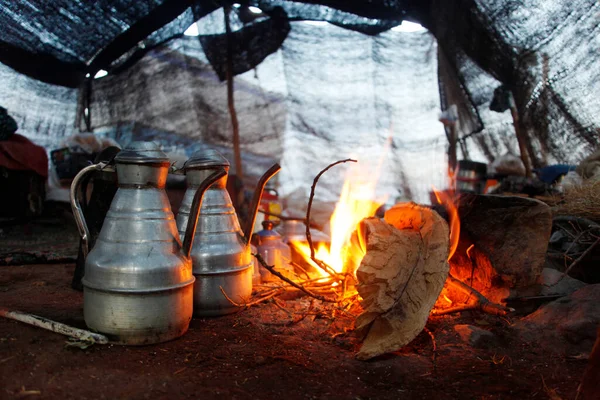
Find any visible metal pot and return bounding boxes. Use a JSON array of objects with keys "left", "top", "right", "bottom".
[
  {"left": 176, "top": 149, "right": 280, "bottom": 316},
  {"left": 70, "top": 141, "right": 225, "bottom": 344}
]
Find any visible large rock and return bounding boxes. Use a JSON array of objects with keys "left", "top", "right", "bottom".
[
  {"left": 355, "top": 203, "right": 449, "bottom": 360},
  {"left": 578, "top": 328, "right": 600, "bottom": 400},
  {"left": 452, "top": 194, "right": 553, "bottom": 297},
  {"left": 514, "top": 284, "right": 600, "bottom": 354},
  {"left": 538, "top": 268, "right": 587, "bottom": 297}
]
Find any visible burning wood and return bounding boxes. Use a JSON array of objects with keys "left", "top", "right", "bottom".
[
  {"left": 354, "top": 203, "right": 450, "bottom": 360},
  {"left": 223, "top": 160, "right": 526, "bottom": 360}
]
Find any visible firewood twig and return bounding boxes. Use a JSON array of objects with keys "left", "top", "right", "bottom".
[
  {"left": 424, "top": 326, "right": 437, "bottom": 370},
  {"left": 562, "top": 236, "right": 600, "bottom": 279},
  {"left": 219, "top": 286, "right": 282, "bottom": 308},
  {"left": 466, "top": 244, "right": 476, "bottom": 302},
  {"left": 305, "top": 159, "right": 357, "bottom": 277},
  {"left": 0, "top": 308, "right": 108, "bottom": 344},
  {"left": 431, "top": 274, "right": 514, "bottom": 316},
  {"left": 253, "top": 253, "right": 337, "bottom": 302}
]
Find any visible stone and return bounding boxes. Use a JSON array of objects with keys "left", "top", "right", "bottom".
[
  {"left": 514, "top": 284, "right": 600, "bottom": 354},
  {"left": 452, "top": 194, "right": 553, "bottom": 296},
  {"left": 578, "top": 328, "right": 600, "bottom": 400},
  {"left": 454, "top": 324, "right": 498, "bottom": 349},
  {"left": 538, "top": 268, "right": 587, "bottom": 297},
  {"left": 355, "top": 203, "right": 449, "bottom": 360}
]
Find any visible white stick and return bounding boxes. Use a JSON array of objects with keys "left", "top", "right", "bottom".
[{"left": 0, "top": 308, "right": 108, "bottom": 344}]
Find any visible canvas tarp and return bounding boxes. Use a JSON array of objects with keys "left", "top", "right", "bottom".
[{"left": 1, "top": 0, "right": 598, "bottom": 202}]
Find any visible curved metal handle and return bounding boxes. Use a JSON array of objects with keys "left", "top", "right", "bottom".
[
  {"left": 182, "top": 168, "right": 227, "bottom": 258},
  {"left": 244, "top": 163, "right": 281, "bottom": 243},
  {"left": 69, "top": 163, "right": 106, "bottom": 258}
]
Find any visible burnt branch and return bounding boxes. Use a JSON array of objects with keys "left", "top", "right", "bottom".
[
  {"left": 253, "top": 253, "right": 337, "bottom": 303},
  {"left": 219, "top": 286, "right": 282, "bottom": 308},
  {"left": 305, "top": 158, "right": 357, "bottom": 277},
  {"left": 562, "top": 236, "right": 600, "bottom": 279},
  {"left": 431, "top": 274, "right": 514, "bottom": 316},
  {"left": 424, "top": 326, "right": 437, "bottom": 372}
]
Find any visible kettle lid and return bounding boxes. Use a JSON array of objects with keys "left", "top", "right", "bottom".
[
  {"left": 184, "top": 148, "right": 230, "bottom": 170},
  {"left": 115, "top": 141, "right": 170, "bottom": 165},
  {"left": 257, "top": 220, "right": 281, "bottom": 242}
]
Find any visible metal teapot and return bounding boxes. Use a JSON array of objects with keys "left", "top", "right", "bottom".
[
  {"left": 70, "top": 141, "right": 225, "bottom": 344},
  {"left": 176, "top": 149, "right": 280, "bottom": 316}
]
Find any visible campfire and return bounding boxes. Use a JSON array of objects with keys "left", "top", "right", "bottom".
[
  {"left": 249, "top": 159, "right": 513, "bottom": 360},
  {"left": 289, "top": 160, "right": 384, "bottom": 278}
]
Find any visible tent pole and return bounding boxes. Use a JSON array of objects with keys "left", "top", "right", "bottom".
[
  {"left": 224, "top": 6, "right": 243, "bottom": 181},
  {"left": 509, "top": 93, "right": 532, "bottom": 178},
  {"left": 448, "top": 123, "right": 458, "bottom": 171}
]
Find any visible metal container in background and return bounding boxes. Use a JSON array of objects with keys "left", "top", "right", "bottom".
[
  {"left": 70, "top": 141, "right": 224, "bottom": 344},
  {"left": 279, "top": 219, "right": 331, "bottom": 244},
  {"left": 455, "top": 160, "right": 488, "bottom": 194},
  {"left": 176, "top": 149, "right": 280, "bottom": 317},
  {"left": 256, "top": 220, "right": 293, "bottom": 282},
  {"left": 279, "top": 219, "right": 331, "bottom": 278}
]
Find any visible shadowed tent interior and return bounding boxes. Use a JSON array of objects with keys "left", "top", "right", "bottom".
[{"left": 1, "top": 0, "right": 598, "bottom": 201}]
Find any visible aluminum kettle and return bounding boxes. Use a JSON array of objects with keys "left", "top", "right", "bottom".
[
  {"left": 176, "top": 149, "right": 280, "bottom": 316},
  {"left": 70, "top": 141, "right": 225, "bottom": 344}
]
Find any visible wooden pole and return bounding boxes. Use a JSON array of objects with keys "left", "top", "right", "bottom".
[
  {"left": 224, "top": 6, "right": 243, "bottom": 181},
  {"left": 0, "top": 308, "right": 109, "bottom": 344},
  {"left": 538, "top": 53, "right": 550, "bottom": 164},
  {"left": 509, "top": 93, "right": 532, "bottom": 177},
  {"left": 448, "top": 123, "right": 458, "bottom": 172}
]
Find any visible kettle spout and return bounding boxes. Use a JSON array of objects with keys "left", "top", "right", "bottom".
[
  {"left": 182, "top": 168, "right": 227, "bottom": 258},
  {"left": 243, "top": 164, "right": 281, "bottom": 245}
]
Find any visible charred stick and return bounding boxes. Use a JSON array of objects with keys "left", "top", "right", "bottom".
[
  {"left": 219, "top": 286, "right": 282, "bottom": 308},
  {"left": 431, "top": 304, "right": 483, "bottom": 316},
  {"left": 305, "top": 159, "right": 357, "bottom": 276},
  {"left": 563, "top": 229, "right": 590, "bottom": 259},
  {"left": 562, "top": 236, "right": 600, "bottom": 279},
  {"left": 253, "top": 253, "right": 337, "bottom": 302},
  {"left": 441, "top": 274, "right": 513, "bottom": 316},
  {"left": 0, "top": 308, "right": 108, "bottom": 344},
  {"left": 424, "top": 326, "right": 437, "bottom": 370},
  {"left": 290, "top": 261, "right": 312, "bottom": 280},
  {"left": 466, "top": 244, "right": 476, "bottom": 302}
]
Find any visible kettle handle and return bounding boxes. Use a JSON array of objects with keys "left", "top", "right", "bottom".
[
  {"left": 69, "top": 163, "right": 108, "bottom": 258},
  {"left": 182, "top": 168, "right": 227, "bottom": 258}
]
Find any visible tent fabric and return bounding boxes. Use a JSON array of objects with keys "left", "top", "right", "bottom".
[
  {"left": 84, "top": 29, "right": 444, "bottom": 202},
  {"left": 426, "top": 0, "right": 600, "bottom": 165},
  {"left": 1, "top": 0, "right": 599, "bottom": 201}
]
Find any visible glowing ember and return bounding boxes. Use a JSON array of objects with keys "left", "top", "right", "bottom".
[
  {"left": 432, "top": 187, "right": 460, "bottom": 260},
  {"left": 291, "top": 162, "right": 385, "bottom": 277}
]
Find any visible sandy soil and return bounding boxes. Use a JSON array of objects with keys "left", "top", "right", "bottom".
[{"left": 0, "top": 262, "right": 590, "bottom": 400}]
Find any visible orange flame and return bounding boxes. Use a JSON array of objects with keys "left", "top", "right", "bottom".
[
  {"left": 291, "top": 161, "right": 386, "bottom": 277},
  {"left": 432, "top": 187, "right": 460, "bottom": 260}
]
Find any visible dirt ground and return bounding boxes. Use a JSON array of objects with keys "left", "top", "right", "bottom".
[{"left": 0, "top": 261, "right": 590, "bottom": 400}]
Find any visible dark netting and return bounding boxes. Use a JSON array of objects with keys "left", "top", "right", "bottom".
[
  {"left": 86, "top": 37, "right": 286, "bottom": 184},
  {"left": 428, "top": 0, "right": 600, "bottom": 165},
  {"left": 2, "top": 0, "right": 600, "bottom": 201},
  {"left": 199, "top": 6, "right": 291, "bottom": 80},
  {"left": 252, "top": 1, "right": 402, "bottom": 35},
  {"left": 81, "top": 21, "right": 446, "bottom": 202}
]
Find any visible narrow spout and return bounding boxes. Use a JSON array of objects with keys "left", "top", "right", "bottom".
[
  {"left": 182, "top": 168, "right": 227, "bottom": 258},
  {"left": 243, "top": 163, "right": 281, "bottom": 244}
]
